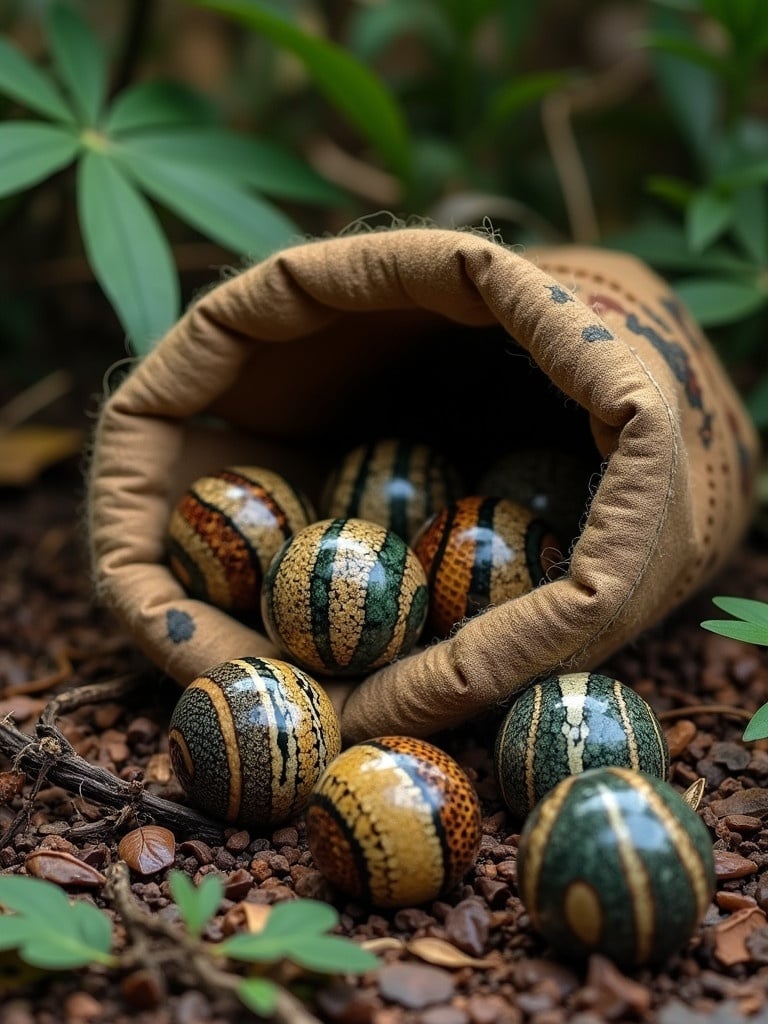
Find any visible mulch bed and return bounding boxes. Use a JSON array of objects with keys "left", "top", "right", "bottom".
[{"left": 3, "top": 464, "right": 768, "bottom": 1024}]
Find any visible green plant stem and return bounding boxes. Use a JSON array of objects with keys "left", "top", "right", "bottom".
[{"left": 105, "top": 862, "right": 323, "bottom": 1024}]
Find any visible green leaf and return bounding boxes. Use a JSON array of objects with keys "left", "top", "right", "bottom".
[
  {"left": 0, "top": 122, "right": 80, "bottom": 199},
  {"left": 190, "top": 0, "right": 411, "bottom": 181},
  {"left": 347, "top": 0, "right": 453, "bottom": 62},
  {"left": 0, "top": 916, "right": 32, "bottom": 951},
  {"left": 117, "top": 129, "right": 346, "bottom": 204},
  {"left": 217, "top": 933, "right": 290, "bottom": 962},
  {"left": 114, "top": 146, "right": 299, "bottom": 257},
  {"left": 686, "top": 188, "right": 733, "bottom": 251},
  {"left": 168, "top": 870, "right": 223, "bottom": 938},
  {"left": 77, "top": 151, "right": 180, "bottom": 353},
  {"left": 644, "top": 175, "right": 695, "bottom": 209},
  {"left": 715, "top": 159, "right": 768, "bottom": 190},
  {"left": 237, "top": 977, "right": 279, "bottom": 1017},
  {"left": 672, "top": 276, "right": 766, "bottom": 326},
  {"left": 711, "top": 596, "right": 768, "bottom": 626},
  {"left": 260, "top": 899, "right": 338, "bottom": 939},
  {"left": 700, "top": 619, "right": 768, "bottom": 644},
  {"left": 731, "top": 186, "right": 768, "bottom": 265},
  {"left": 0, "top": 37, "right": 74, "bottom": 122},
  {"left": 106, "top": 81, "right": 216, "bottom": 135},
  {"left": 0, "top": 878, "right": 115, "bottom": 970},
  {"left": 744, "top": 702, "right": 768, "bottom": 742},
  {"left": 66, "top": 899, "right": 114, "bottom": 954},
  {"left": 604, "top": 219, "right": 753, "bottom": 273},
  {"left": 289, "top": 935, "right": 379, "bottom": 974},
  {"left": 0, "top": 875, "right": 72, "bottom": 920},
  {"left": 47, "top": 2, "right": 108, "bottom": 126},
  {"left": 487, "top": 71, "right": 570, "bottom": 125},
  {"left": 641, "top": 31, "right": 725, "bottom": 74}
]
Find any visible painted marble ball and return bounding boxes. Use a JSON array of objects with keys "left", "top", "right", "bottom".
[
  {"left": 261, "top": 517, "right": 429, "bottom": 678},
  {"left": 517, "top": 766, "right": 715, "bottom": 968},
  {"left": 320, "top": 437, "right": 463, "bottom": 544},
  {"left": 167, "top": 465, "right": 315, "bottom": 614},
  {"left": 168, "top": 656, "right": 341, "bottom": 828},
  {"left": 411, "top": 495, "right": 563, "bottom": 638},
  {"left": 305, "top": 736, "right": 482, "bottom": 908},
  {"left": 478, "top": 448, "right": 594, "bottom": 545},
  {"left": 493, "top": 672, "right": 670, "bottom": 819}
]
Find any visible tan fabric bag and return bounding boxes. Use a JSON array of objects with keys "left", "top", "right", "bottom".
[{"left": 86, "top": 227, "right": 760, "bottom": 743}]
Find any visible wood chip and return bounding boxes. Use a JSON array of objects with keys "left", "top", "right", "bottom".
[
  {"left": 714, "top": 907, "right": 768, "bottom": 966},
  {"left": 25, "top": 849, "right": 106, "bottom": 888},
  {"left": 406, "top": 937, "right": 498, "bottom": 969},
  {"left": 118, "top": 826, "right": 176, "bottom": 875},
  {"left": 0, "top": 771, "right": 25, "bottom": 805}
]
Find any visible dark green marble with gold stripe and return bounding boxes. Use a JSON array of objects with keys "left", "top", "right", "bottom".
[
  {"left": 306, "top": 736, "right": 482, "bottom": 908},
  {"left": 517, "top": 766, "right": 715, "bottom": 967},
  {"left": 261, "top": 518, "right": 429, "bottom": 677},
  {"left": 494, "top": 672, "right": 670, "bottom": 819},
  {"left": 168, "top": 656, "right": 340, "bottom": 827},
  {"left": 320, "top": 438, "right": 463, "bottom": 544}
]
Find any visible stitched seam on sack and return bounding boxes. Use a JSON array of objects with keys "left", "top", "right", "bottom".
[{"left": 564, "top": 342, "right": 680, "bottom": 667}]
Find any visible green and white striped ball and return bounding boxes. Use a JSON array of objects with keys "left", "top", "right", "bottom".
[
  {"left": 261, "top": 518, "right": 429, "bottom": 677},
  {"left": 517, "top": 766, "right": 715, "bottom": 967},
  {"left": 493, "top": 672, "right": 669, "bottom": 819}
]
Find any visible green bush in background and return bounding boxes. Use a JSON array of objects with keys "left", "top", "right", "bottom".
[{"left": 0, "top": 0, "right": 766, "bottom": 423}]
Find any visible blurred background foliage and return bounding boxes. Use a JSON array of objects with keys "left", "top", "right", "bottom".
[{"left": 1, "top": 0, "right": 767, "bottom": 450}]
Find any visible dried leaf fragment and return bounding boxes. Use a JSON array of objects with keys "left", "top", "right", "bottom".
[
  {"left": 360, "top": 937, "right": 405, "bottom": 954},
  {"left": 714, "top": 907, "right": 768, "bottom": 966},
  {"left": 406, "top": 936, "right": 498, "bottom": 969},
  {"left": 118, "top": 826, "right": 176, "bottom": 875},
  {"left": 25, "top": 849, "right": 106, "bottom": 889}
]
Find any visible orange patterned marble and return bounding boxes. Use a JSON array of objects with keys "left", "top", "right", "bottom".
[
  {"left": 167, "top": 465, "right": 315, "bottom": 613},
  {"left": 305, "top": 736, "right": 482, "bottom": 908},
  {"left": 412, "top": 496, "right": 564, "bottom": 638}
]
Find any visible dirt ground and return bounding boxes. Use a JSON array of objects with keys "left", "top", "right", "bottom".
[{"left": 3, "top": 460, "right": 768, "bottom": 1024}]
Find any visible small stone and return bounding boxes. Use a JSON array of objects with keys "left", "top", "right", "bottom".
[
  {"left": 225, "top": 830, "right": 251, "bottom": 853},
  {"left": 664, "top": 720, "right": 697, "bottom": 759},
  {"left": 120, "top": 968, "right": 166, "bottom": 1009},
  {"left": 179, "top": 839, "right": 214, "bottom": 864},
  {"left": 714, "top": 850, "right": 758, "bottom": 879},
  {"left": 444, "top": 899, "right": 490, "bottom": 957},
  {"left": 224, "top": 867, "right": 253, "bottom": 901},
  {"left": 63, "top": 991, "right": 102, "bottom": 1023},
  {"left": 710, "top": 742, "right": 751, "bottom": 771},
  {"left": 377, "top": 962, "right": 454, "bottom": 1009}
]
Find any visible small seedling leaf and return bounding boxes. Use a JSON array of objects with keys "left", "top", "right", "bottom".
[
  {"left": 237, "top": 977, "right": 279, "bottom": 1016},
  {"left": 743, "top": 703, "right": 768, "bottom": 742},
  {"left": 0, "top": 37, "right": 74, "bottom": 122},
  {"left": 77, "top": 152, "right": 180, "bottom": 354},
  {"left": 46, "top": 2, "right": 108, "bottom": 125},
  {"left": 168, "top": 870, "right": 223, "bottom": 938},
  {"left": 288, "top": 935, "right": 380, "bottom": 974},
  {"left": 259, "top": 899, "right": 338, "bottom": 939},
  {"left": 700, "top": 619, "right": 768, "bottom": 645},
  {"left": 0, "top": 874, "right": 72, "bottom": 920},
  {"left": 686, "top": 188, "right": 734, "bottom": 252},
  {"left": 0, "top": 122, "right": 80, "bottom": 199},
  {"left": 105, "top": 80, "right": 216, "bottom": 135},
  {"left": 0, "top": 877, "right": 115, "bottom": 970},
  {"left": 711, "top": 596, "right": 768, "bottom": 627}
]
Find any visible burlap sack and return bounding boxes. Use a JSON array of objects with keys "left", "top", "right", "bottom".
[{"left": 86, "top": 226, "right": 760, "bottom": 743}]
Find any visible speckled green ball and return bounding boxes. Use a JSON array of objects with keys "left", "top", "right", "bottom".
[
  {"left": 261, "top": 518, "right": 429, "bottom": 677},
  {"left": 168, "top": 657, "right": 341, "bottom": 827},
  {"left": 517, "top": 766, "right": 715, "bottom": 967},
  {"left": 494, "top": 672, "right": 670, "bottom": 819}
]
